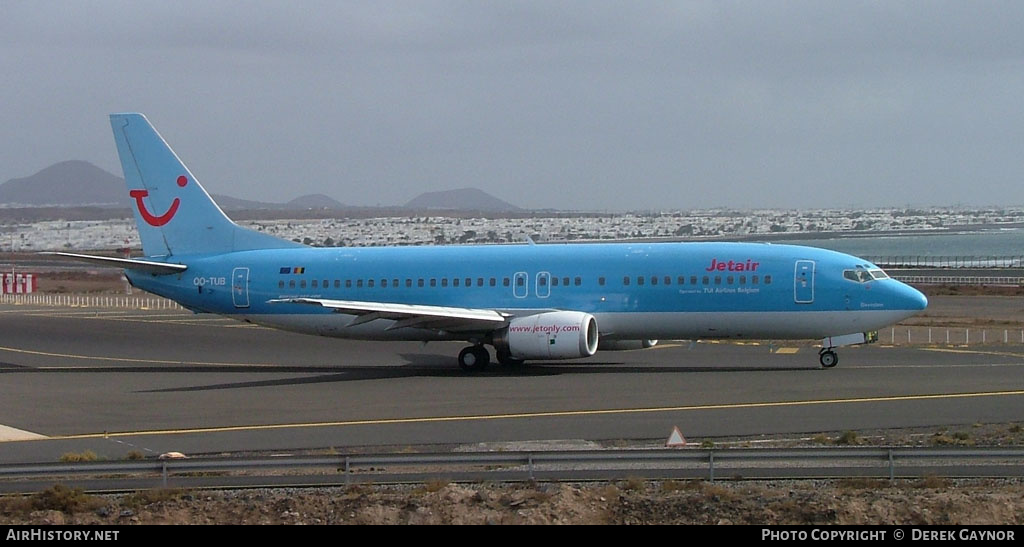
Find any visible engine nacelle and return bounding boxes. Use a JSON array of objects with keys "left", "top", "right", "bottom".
[
  {"left": 597, "top": 339, "right": 658, "bottom": 351},
  {"left": 494, "top": 311, "right": 599, "bottom": 360}
]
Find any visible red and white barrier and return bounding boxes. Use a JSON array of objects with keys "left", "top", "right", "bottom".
[{"left": 1, "top": 273, "right": 37, "bottom": 294}]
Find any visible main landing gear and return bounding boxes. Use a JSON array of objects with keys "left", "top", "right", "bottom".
[
  {"left": 458, "top": 345, "right": 526, "bottom": 371},
  {"left": 818, "top": 349, "right": 838, "bottom": 368},
  {"left": 496, "top": 349, "right": 525, "bottom": 367},
  {"left": 458, "top": 345, "right": 490, "bottom": 372}
]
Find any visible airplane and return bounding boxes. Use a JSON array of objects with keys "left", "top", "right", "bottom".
[{"left": 51, "top": 113, "right": 928, "bottom": 371}]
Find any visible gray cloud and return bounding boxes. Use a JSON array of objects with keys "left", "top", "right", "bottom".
[{"left": 2, "top": 1, "right": 1023, "bottom": 210}]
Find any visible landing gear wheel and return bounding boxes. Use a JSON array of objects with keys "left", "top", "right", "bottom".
[
  {"left": 497, "top": 349, "right": 525, "bottom": 367},
  {"left": 458, "top": 346, "right": 490, "bottom": 372},
  {"left": 819, "top": 350, "right": 838, "bottom": 368}
]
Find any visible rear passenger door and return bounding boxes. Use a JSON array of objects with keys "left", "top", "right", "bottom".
[{"left": 513, "top": 271, "right": 528, "bottom": 298}]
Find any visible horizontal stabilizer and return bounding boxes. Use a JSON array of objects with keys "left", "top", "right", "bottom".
[{"left": 41, "top": 252, "right": 187, "bottom": 275}]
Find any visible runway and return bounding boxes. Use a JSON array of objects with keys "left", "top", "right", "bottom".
[{"left": 2, "top": 302, "right": 1024, "bottom": 463}]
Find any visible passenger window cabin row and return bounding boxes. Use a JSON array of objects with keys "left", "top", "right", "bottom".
[
  {"left": 276, "top": 273, "right": 773, "bottom": 290},
  {"left": 623, "top": 275, "right": 772, "bottom": 286}
]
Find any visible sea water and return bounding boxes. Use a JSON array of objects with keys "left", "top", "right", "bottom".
[{"left": 765, "top": 229, "right": 1024, "bottom": 259}]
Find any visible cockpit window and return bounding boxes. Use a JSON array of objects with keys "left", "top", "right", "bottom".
[
  {"left": 869, "top": 269, "right": 889, "bottom": 280},
  {"left": 843, "top": 269, "right": 875, "bottom": 283}
]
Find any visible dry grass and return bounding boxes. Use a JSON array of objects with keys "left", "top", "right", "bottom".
[
  {"left": 694, "top": 482, "right": 739, "bottom": 502},
  {"left": 834, "top": 431, "right": 863, "bottom": 446},
  {"left": 31, "top": 485, "right": 104, "bottom": 514},
  {"left": 837, "top": 478, "right": 890, "bottom": 490},
  {"left": 0, "top": 495, "right": 34, "bottom": 517},
  {"left": 659, "top": 480, "right": 695, "bottom": 493},
  {"left": 596, "top": 484, "right": 621, "bottom": 500},
  {"left": 811, "top": 434, "right": 831, "bottom": 445},
  {"left": 417, "top": 478, "right": 451, "bottom": 494},
  {"left": 59, "top": 450, "right": 99, "bottom": 463},
  {"left": 620, "top": 476, "right": 646, "bottom": 492},
  {"left": 913, "top": 476, "right": 952, "bottom": 489},
  {"left": 931, "top": 431, "right": 975, "bottom": 446}
]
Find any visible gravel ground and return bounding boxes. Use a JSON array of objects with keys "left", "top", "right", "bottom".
[
  {"left": 1, "top": 285, "right": 1022, "bottom": 524},
  {"left": 3, "top": 477, "right": 1023, "bottom": 525},
  {"left": 2, "top": 424, "right": 1023, "bottom": 525}
]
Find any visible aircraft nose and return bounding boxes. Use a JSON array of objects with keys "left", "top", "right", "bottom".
[{"left": 899, "top": 283, "right": 928, "bottom": 311}]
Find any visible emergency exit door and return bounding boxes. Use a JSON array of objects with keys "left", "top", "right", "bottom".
[
  {"left": 232, "top": 267, "right": 250, "bottom": 308},
  {"left": 794, "top": 260, "right": 814, "bottom": 304}
]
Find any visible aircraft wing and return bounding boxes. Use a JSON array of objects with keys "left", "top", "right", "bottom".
[{"left": 268, "top": 297, "right": 510, "bottom": 332}]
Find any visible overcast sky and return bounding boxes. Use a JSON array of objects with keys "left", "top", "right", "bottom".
[{"left": 2, "top": 1, "right": 1023, "bottom": 211}]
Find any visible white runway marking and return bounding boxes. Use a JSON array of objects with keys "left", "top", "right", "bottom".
[{"left": 0, "top": 424, "right": 48, "bottom": 442}]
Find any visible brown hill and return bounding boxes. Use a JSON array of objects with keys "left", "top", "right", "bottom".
[
  {"left": 404, "top": 188, "right": 521, "bottom": 212},
  {"left": 0, "top": 161, "right": 128, "bottom": 207}
]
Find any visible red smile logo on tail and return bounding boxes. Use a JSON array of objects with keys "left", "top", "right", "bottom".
[{"left": 130, "top": 175, "right": 188, "bottom": 226}]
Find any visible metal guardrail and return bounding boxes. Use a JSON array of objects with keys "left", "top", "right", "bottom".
[
  {"left": 2, "top": 448, "right": 1023, "bottom": 492},
  {"left": 867, "top": 256, "right": 1024, "bottom": 268},
  {"left": 894, "top": 276, "right": 1024, "bottom": 286}
]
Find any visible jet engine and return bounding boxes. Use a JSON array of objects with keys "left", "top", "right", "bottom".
[{"left": 493, "top": 311, "right": 599, "bottom": 360}]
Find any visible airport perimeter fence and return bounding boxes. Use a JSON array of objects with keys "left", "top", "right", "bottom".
[
  {"left": 0, "top": 292, "right": 183, "bottom": 310},
  {"left": 893, "top": 275, "right": 1024, "bottom": 286},
  {"left": 2, "top": 448, "right": 1024, "bottom": 492},
  {"left": 2, "top": 292, "right": 1023, "bottom": 348},
  {"left": 881, "top": 326, "right": 1024, "bottom": 347},
  {"left": 868, "top": 256, "right": 1024, "bottom": 268}
]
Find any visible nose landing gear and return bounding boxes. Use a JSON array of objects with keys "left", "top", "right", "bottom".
[
  {"left": 818, "top": 332, "right": 875, "bottom": 369},
  {"left": 818, "top": 349, "right": 838, "bottom": 368}
]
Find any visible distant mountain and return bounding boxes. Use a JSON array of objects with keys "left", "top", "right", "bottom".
[
  {"left": 212, "top": 193, "right": 347, "bottom": 211},
  {"left": 1, "top": 161, "right": 348, "bottom": 212},
  {"left": 210, "top": 194, "right": 282, "bottom": 211},
  {"left": 404, "top": 188, "right": 521, "bottom": 212},
  {"left": 0, "top": 160, "right": 129, "bottom": 207},
  {"left": 286, "top": 194, "right": 346, "bottom": 209}
]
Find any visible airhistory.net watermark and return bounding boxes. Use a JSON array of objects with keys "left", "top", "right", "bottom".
[{"left": 5, "top": 529, "right": 120, "bottom": 541}]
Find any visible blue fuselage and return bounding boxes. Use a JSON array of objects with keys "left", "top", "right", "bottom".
[{"left": 127, "top": 241, "right": 927, "bottom": 342}]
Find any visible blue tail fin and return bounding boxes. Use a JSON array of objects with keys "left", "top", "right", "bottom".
[{"left": 110, "top": 113, "right": 301, "bottom": 257}]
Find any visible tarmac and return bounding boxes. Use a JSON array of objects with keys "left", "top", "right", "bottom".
[{"left": 0, "top": 298, "right": 1023, "bottom": 463}]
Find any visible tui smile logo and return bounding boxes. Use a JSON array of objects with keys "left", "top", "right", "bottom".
[{"left": 130, "top": 175, "right": 188, "bottom": 226}]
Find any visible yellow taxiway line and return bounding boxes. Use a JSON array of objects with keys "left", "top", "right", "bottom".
[
  {"left": 0, "top": 344, "right": 281, "bottom": 368},
  {"left": 920, "top": 347, "right": 1024, "bottom": 359},
  {"left": 37, "top": 389, "right": 1024, "bottom": 442}
]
